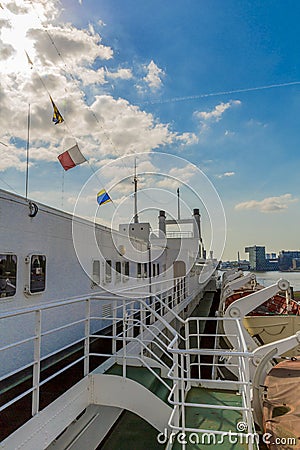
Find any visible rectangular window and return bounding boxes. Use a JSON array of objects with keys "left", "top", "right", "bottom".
[
  {"left": 0, "top": 254, "right": 17, "bottom": 298},
  {"left": 106, "top": 260, "right": 112, "bottom": 283},
  {"left": 30, "top": 255, "right": 46, "bottom": 293},
  {"left": 157, "top": 263, "right": 160, "bottom": 276},
  {"left": 124, "top": 261, "right": 129, "bottom": 277},
  {"left": 116, "top": 261, "right": 121, "bottom": 282},
  {"left": 92, "top": 260, "right": 100, "bottom": 285},
  {"left": 144, "top": 263, "right": 148, "bottom": 278},
  {"left": 137, "top": 263, "right": 141, "bottom": 278},
  {"left": 152, "top": 263, "right": 156, "bottom": 277}
]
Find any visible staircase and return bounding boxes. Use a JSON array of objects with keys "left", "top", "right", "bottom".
[{"left": 0, "top": 286, "right": 258, "bottom": 450}]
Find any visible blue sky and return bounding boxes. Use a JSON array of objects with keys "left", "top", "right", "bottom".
[{"left": 0, "top": 0, "right": 300, "bottom": 260}]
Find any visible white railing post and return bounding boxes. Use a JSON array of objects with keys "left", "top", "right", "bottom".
[
  {"left": 166, "top": 317, "right": 257, "bottom": 447},
  {"left": 180, "top": 352, "right": 186, "bottom": 450},
  {"left": 140, "top": 300, "right": 145, "bottom": 357},
  {"left": 122, "top": 299, "right": 127, "bottom": 378},
  {"left": 173, "top": 341, "right": 180, "bottom": 429},
  {"left": 112, "top": 304, "right": 117, "bottom": 355},
  {"left": 196, "top": 319, "right": 201, "bottom": 378},
  {"left": 84, "top": 298, "right": 90, "bottom": 376},
  {"left": 185, "top": 320, "right": 191, "bottom": 390},
  {"left": 244, "top": 352, "right": 253, "bottom": 437},
  {"left": 211, "top": 331, "right": 217, "bottom": 380},
  {"left": 235, "top": 318, "right": 254, "bottom": 440},
  {"left": 32, "top": 309, "right": 41, "bottom": 416},
  {"left": 127, "top": 301, "right": 133, "bottom": 338}
]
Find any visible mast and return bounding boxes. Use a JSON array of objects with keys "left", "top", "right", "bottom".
[
  {"left": 133, "top": 158, "right": 139, "bottom": 223},
  {"left": 177, "top": 187, "right": 180, "bottom": 220},
  {"left": 25, "top": 103, "right": 30, "bottom": 200}
]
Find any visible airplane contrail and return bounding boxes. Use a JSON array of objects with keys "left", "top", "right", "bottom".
[{"left": 145, "top": 80, "right": 300, "bottom": 105}]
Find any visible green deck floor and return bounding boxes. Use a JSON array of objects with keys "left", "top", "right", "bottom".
[
  {"left": 99, "top": 411, "right": 165, "bottom": 450},
  {"left": 100, "top": 365, "right": 251, "bottom": 449},
  {"left": 99, "top": 365, "right": 169, "bottom": 449},
  {"left": 172, "top": 387, "right": 249, "bottom": 449}
]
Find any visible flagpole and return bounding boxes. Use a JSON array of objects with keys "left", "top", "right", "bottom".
[
  {"left": 61, "top": 168, "right": 65, "bottom": 208},
  {"left": 133, "top": 157, "right": 139, "bottom": 223},
  {"left": 25, "top": 103, "right": 30, "bottom": 200},
  {"left": 177, "top": 187, "right": 180, "bottom": 220}
]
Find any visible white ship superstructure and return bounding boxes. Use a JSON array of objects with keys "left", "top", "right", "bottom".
[{"left": 2, "top": 187, "right": 246, "bottom": 450}]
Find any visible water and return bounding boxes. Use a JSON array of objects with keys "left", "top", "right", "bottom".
[{"left": 249, "top": 271, "right": 300, "bottom": 291}]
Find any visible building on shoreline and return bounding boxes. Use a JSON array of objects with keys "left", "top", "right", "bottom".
[
  {"left": 278, "top": 250, "right": 300, "bottom": 271},
  {"left": 245, "top": 245, "right": 279, "bottom": 271}
]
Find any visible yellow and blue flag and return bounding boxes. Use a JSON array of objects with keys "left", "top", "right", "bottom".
[
  {"left": 50, "top": 96, "right": 64, "bottom": 124},
  {"left": 97, "top": 189, "right": 112, "bottom": 206}
]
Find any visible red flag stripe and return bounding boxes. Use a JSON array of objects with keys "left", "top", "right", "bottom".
[{"left": 58, "top": 152, "right": 76, "bottom": 171}]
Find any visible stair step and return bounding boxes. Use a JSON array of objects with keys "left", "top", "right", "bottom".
[
  {"left": 150, "top": 377, "right": 172, "bottom": 403},
  {"left": 106, "top": 364, "right": 160, "bottom": 391}
]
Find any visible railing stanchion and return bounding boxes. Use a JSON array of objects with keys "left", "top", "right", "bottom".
[
  {"left": 32, "top": 309, "right": 41, "bottom": 416},
  {"left": 180, "top": 352, "right": 186, "bottom": 450},
  {"left": 84, "top": 298, "right": 90, "bottom": 376},
  {"left": 112, "top": 303, "right": 117, "bottom": 355},
  {"left": 140, "top": 300, "right": 145, "bottom": 357},
  {"left": 185, "top": 321, "right": 191, "bottom": 390},
  {"left": 122, "top": 299, "right": 127, "bottom": 378}
]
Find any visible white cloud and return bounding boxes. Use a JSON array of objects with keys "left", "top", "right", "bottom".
[
  {"left": 224, "top": 130, "right": 235, "bottom": 137},
  {"left": 107, "top": 68, "right": 133, "bottom": 80},
  {"left": 235, "top": 193, "right": 298, "bottom": 213},
  {"left": 28, "top": 25, "right": 113, "bottom": 67},
  {"left": 175, "top": 132, "right": 198, "bottom": 145},
  {"left": 153, "top": 165, "right": 198, "bottom": 190},
  {"left": 246, "top": 118, "right": 268, "bottom": 128},
  {"left": 143, "top": 60, "right": 165, "bottom": 90},
  {"left": 194, "top": 100, "right": 241, "bottom": 126},
  {"left": 217, "top": 171, "right": 235, "bottom": 178},
  {"left": 75, "top": 66, "right": 107, "bottom": 86},
  {"left": 0, "top": 150, "right": 27, "bottom": 172},
  {"left": 84, "top": 95, "right": 192, "bottom": 155},
  {"left": 0, "top": 1, "right": 195, "bottom": 176}
]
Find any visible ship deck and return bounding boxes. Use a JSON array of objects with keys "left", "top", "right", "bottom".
[
  {"left": 101, "top": 382, "right": 248, "bottom": 449},
  {"left": 0, "top": 284, "right": 257, "bottom": 450}
]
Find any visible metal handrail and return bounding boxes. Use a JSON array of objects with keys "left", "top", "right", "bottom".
[
  {"left": 166, "top": 316, "right": 256, "bottom": 450},
  {"left": 1, "top": 275, "right": 257, "bottom": 450},
  {"left": 0, "top": 283, "right": 189, "bottom": 419}
]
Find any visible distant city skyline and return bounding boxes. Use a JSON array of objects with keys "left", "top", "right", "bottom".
[
  {"left": 0, "top": 1, "right": 300, "bottom": 260},
  {"left": 224, "top": 245, "right": 300, "bottom": 262}
]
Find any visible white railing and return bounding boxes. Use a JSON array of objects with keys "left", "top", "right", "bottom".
[
  {"left": 0, "top": 274, "right": 257, "bottom": 450},
  {"left": 0, "top": 276, "right": 194, "bottom": 437},
  {"left": 167, "top": 317, "right": 256, "bottom": 450}
]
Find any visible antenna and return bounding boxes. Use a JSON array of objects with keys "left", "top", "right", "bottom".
[
  {"left": 25, "top": 103, "right": 30, "bottom": 200},
  {"left": 177, "top": 187, "right": 180, "bottom": 220},
  {"left": 133, "top": 157, "right": 139, "bottom": 223}
]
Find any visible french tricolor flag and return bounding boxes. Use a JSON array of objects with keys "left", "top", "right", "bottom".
[{"left": 58, "top": 144, "right": 87, "bottom": 171}]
